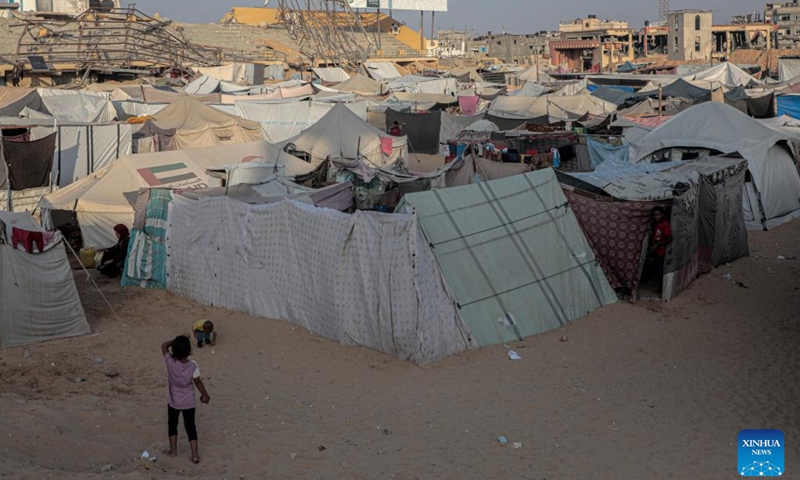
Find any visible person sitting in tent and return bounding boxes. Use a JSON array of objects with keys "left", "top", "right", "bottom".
[
  {"left": 389, "top": 121, "right": 405, "bottom": 136},
  {"left": 649, "top": 207, "right": 672, "bottom": 294},
  {"left": 98, "top": 224, "right": 130, "bottom": 278}
]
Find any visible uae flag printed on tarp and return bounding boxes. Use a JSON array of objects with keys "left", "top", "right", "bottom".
[{"left": 136, "top": 163, "right": 199, "bottom": 187}]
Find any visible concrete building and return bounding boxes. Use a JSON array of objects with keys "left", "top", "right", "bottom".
[
  {"left": 13, "top": 0, "right": 119, "bottom": 15},
  {"left": 765, "top": 2, "right": 800, "bottom": 35},
  {"left": 668, "top": 10, "right": 713, "bottom": 61},
  {"left": 549, "top": 16, "right": 634, "bottom": 72},
  {"left": 467, "top": 32, "right": 553, "bottom": 65}
]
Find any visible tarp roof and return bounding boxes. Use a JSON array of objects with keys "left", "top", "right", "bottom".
[
  {"left": 38, "top": 93, "right": 117, "bottom": 123},
  {"left": 332, "top": 73, "right": 382, "bottom": 96},
  {"left": 312, "top": 67, "right": 351, "bottom": 84},
  {"left": 365, "top": 62, "right": 402, "bottom": 80},
  {"left": 0, "top": 88, "right": 44, "bottom": 117},
  {"left": 683, "top": 62, "right": 763, "bottom": 88},
  {"left": 397, "top": 168, "right": 617, "bottom": 346}
]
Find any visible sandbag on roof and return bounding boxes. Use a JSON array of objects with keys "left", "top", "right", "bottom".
[
  {"left": 40, "top": 140, "right": 308, "bottom": 248},
  {"left": 282, "top": 103, "right": 408, "bottom": 167},
  {"left": 0, "top": 211, "right": 90, "bottom": 349},
  {"left": 397, "top": 168, "right": 617, "bottom": 346}
]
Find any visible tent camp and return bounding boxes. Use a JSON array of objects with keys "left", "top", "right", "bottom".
[
  {"left": 133, "top": 97, "right": 263, "bottom": 152},
  {"left": 184, "top": 75, "right": 252, "bottom": 95},
  {"left": 560, "top": 156, "right": 750, "bottom": 301},
  {"left": 0, "top": 211, "right": 90, "bottom": 349},
  {"left": 489, "top": 93, "right": 616, "bottom": 122},
  {"left": 397, "top": 168, "right": 617, "bottom": 346},
  {"left": 631, "top": 102, "right": 800, "bottom": 230},
  {"left": 38, "top": 93, "right": 117, "bottom": 123},
  {"left": 39, "top": 140, "right": 315, "bottom": 248},
  {"left": 282, "top": 103, "right": 408, "bottom": 167},
  {"left": 166, "top": 195, "right": 476, "bottom": 364}
]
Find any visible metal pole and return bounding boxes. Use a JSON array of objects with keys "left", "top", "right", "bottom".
[
  {"left": 420, "top": 11, "right": 424, "bottom": 53},
  {"left": 377, "top": 6, "right": 381, "bottom": 52},
  {"left": 431, "top": 11, "right": 435, "bottom": 44}
]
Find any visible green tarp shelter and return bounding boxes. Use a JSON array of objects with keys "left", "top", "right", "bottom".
[{"left": 397, "top": 168, "right": 617, "bottom": 346}]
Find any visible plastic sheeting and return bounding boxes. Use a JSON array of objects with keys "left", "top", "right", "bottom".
[
  {"left": 587, "top": 138, "right": 629, "bottom": 169},
  {"left": 167, "top": 196, "right": 475, "bottom": 364},
  {"left": 235, "top": 99, "right": 367, "bottom": 143},
  {"left": 3, "top": 133, "right": 56, "bottom": 190},
  {"left": 439, "top": 112, "right": 485, "bottom": 143},
  {"left": 312, "top": 67, "right": 350, "bottom": 84},
  {"left": 365, "top": 62, "right": 402, "bottom": 80},
  {"left": 777, "top": 94, "right": 800, "bottom": 119},
  {"left": 0, "top": 211, "right": 89, "bottom": 348},
  {"left": 40, "top": 93, "right": 117, "bottom": 123},
  {"left": 398, "top": 168, "right": 617, "bottom": 346}
]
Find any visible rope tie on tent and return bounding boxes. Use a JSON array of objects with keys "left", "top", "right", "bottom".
[{"left": 63, "top": 238, "right": 124, "bottom": 323}]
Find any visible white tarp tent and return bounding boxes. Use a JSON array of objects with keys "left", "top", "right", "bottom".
[
  {"left": 167, "top": 196, "right": 472, "bottom": 364},
  {"left": 0, "top": 211, "right": 90, "bottom": 349},
  {"left": 778, "top": 57, "right": 800, "bottom": 83},
  {"left": 683, "top": 62, "right": 763, "bottom": 88},
  {"left": 365, "top": 62, "right": 402, "bottom": 80},
  {"left": 184, "top": 76, "right": 252, "bottom": 95},
  {"left": 39, "top": 93, "right": 117, "bottom": 123},
  {"left": 282, "top": 103, "right": 408, "bottom": 167},
  {"left": 40, "top": 140, "right": 313, "bottom": 248},
  {"left": 312, "top": 67, "right": 350, "bottom": 84},
  {"left": 235, "top": 99, "right": 368, "bottom": 143},
  {"left": 631, "top": 102, "right": 800, "bottom": 230}
]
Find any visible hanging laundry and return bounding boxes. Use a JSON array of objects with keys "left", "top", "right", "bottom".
[{"left": 12, "top": 227, "right": 45, "bottom": 253}]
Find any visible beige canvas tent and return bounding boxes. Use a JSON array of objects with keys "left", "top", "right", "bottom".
[
  {"left": 0, "top": 211, "right": 90, "bottom": 348},
  {"left": 40, "top": 140, "right": 315, "bottom": 248},
  {"left": 283, "top": 103, "right": 408, "bottom": 168},
  {"left": 133, "top": 97, "right": 263, "bottom": 152},
  {"left": 332, "top": 73, "right": 383, "bottom": 96}
]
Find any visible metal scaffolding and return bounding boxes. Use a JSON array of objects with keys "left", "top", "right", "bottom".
[
  {"left": 277, "top": 0, "right": 376, "bottom": 71},
  {"left": 15, "top": 7, "right": 223, "bottom": 72},
  {"left": 658, "top": 0, "right": 671, "bottom": 25}
]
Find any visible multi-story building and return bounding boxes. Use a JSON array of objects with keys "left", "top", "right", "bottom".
[
  {"left": 667, "top": 10, "right": 713, "bottom": 61},
  {"left": 549, "top": 15, "right": 635, "bottom": 72},
  {"left": 9, "top": 0, "right": 119, "bottom": 15},
  {"left": 467, "top": 32, "right": 553, "bottom": 65},
  {"left": 766, "top": 2, "right": 800, "bottom": 35}
]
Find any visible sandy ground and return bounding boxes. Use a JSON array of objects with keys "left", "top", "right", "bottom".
[{"left": 0, "top": 221, "right": 798, "bottom": 479}]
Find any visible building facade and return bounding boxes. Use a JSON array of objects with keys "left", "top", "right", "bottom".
[
  {"left": 467, "top": 32, "right": 553, "bottom": 65},
  {"left": 667, "top": 10, "right": 713, "bottom": 61},
  {"left": 766, "top": 2, "right": 800, "bottom": 35},
  {"left": 16, "top": 0, "right": 118, "bottom": 15}
]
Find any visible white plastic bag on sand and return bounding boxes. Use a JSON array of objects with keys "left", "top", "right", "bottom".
[{"left": 508, "top": 350, "right": 521, "bottom": 360}]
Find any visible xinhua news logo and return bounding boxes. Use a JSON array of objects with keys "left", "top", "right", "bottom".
[{"left": 738, "top": 429, "right": 784, "bottom": 477}]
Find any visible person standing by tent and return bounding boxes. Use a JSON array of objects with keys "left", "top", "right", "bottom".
[
  {"left": 650, "top": 207, "right": 672, "bottom": 294},
  {"left": 98, "top": 224, "right": 130, "bottom": 278},
  {"left": 161, "top": 335, "right": 211, "bottom": 464},
  {"left": 389, "top": 121, "right": 405, "bottom": 136}
]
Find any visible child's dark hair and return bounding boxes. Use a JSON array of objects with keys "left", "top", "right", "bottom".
[
  {"left": 652, "top": 206, "right": 665, "bottom": 215},
  {"left": 171, "top": 335, "right": 191, "bottom": 360}
]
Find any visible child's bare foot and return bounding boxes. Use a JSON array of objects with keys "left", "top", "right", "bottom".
[
  {"left": 191, "top": 455, "right": 200, "bottom": 464},
  {"left": 163, "top": 449, "right": 177, "bottom": 457}
]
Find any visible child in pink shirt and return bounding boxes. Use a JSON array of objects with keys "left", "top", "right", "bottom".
[{"left": 161, "top": 335, "right": 211, "bottom": 463}]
